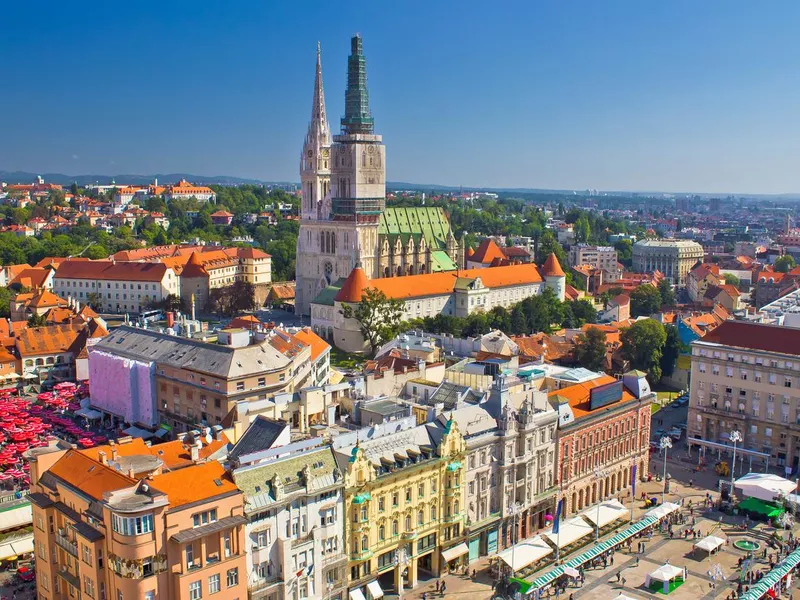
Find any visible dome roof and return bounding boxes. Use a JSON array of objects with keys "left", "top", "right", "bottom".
[
  {"left": 335, "top": 265, "right": 369, "bottom": 303},
  {"left": 541, "top": 252, "right": 565, "bottom": 278}
]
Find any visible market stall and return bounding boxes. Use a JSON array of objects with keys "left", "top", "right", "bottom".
[
  {"left": 645, "top": 564, "right": 685, "bottom": 594},
  {"left": 694, "top": 535, "right": 726, "bottom": 556}
]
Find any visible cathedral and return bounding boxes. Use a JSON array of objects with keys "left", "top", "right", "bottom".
[{"left": 295, "top": 36, "right": 464, "bottom": 316}]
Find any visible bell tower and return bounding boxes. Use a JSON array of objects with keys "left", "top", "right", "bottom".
[{"left": 300, "top": 42, "right": 331, "bottom": 220}]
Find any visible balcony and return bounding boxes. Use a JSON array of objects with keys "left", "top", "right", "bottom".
[
  {"left": 248, "top": 575, "right": 283, "bottom": 598},
  {"left": 291, "top": 531, "right": 314, "bottom": 548},
  {"left": 55, "top": 532, "right": 78, "bottom": 557}
]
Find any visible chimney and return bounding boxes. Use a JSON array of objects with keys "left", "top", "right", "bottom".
[
  {"left": 128, "top": 468, "right": 136, "bottom": 479},
  {"left": 98, "top": 450, "right": 107, "bottom": 465},
  {"left": 111, "top": 446, "right": 118, "bottom": 461},
  {"left": 190, "top": 443, "right": 200, "bottom": 463}
]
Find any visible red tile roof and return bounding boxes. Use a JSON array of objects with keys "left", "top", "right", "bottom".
[
  {"left": 293, "top": 327, "right": 330, "bottom": 362},
  {"left": 335, "top": 266, "right": 370, "bottom": 303},
  {"left": 548, "top": 374, "right": 636, "bottom": 420},
  {"left": 49, "top": 450, "right": 134, "bottom": 500},
  {"left": 470, "top": 238, "right": 506, "bottom": 264},
  {"left": 699, "top": 321, "right": 800, "bottom": 356},
  {"left": 15, "top": 322, "right": 89, "bottom": 357},
  {"left": 54, "top": 260, "right": 171, "bottom": 282},
  {"left": 540, "top": 253, "right": 566, "bottom": 277}
]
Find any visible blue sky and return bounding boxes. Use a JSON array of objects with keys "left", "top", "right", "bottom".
[{"left": 2, "top": 1, "right": 799, "bottom": 194}]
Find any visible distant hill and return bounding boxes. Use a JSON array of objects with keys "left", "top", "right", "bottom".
[{"left": 0, "top": 171, "right": 279, "bottom": 187}]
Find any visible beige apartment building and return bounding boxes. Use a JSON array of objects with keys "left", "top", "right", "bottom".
[
  {"left": 687, "top": 321, "right": 800, "bottom": 472},
  {"left": 27, "top": 435, "right": 247, "bottom": 600},
  {"left": 88, "top": 326, "right": 313, "bottom": 432},
  {"left": 568, "top": 244, "right": 618, "bottom": 271},
  {"left": 632, "top": 239, "right": 704, "bottom": 284}
]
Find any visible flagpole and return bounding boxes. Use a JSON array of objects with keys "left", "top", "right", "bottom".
[
  {"left": 555, "top": 484, "right": 563, "bottom": 563},
  {"left": 630, "top": 460, "right": 637, "bottom": 523}
]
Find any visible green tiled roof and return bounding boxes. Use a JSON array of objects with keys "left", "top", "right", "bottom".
[
  {"left": 430, "top": 250, "right": 458, "bottom": 272},
  {"left": 379, "top": 207, "right": 453, "bottom": 251},
  {"left": 311, "top": 278, "right": 346, "bottom": 307}
]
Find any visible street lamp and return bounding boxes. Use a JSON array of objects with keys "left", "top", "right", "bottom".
[
  {"left": 507, "top": 502, "right": 522, "bottom": 575},
  {"left": 659, "top": 436, "right": 672, "bottom": 504},
  {"left": 395, "top": 545, "right": 409, "bottom": 599},
  {"left": 729, "top": 430, "right": 742, "bottom": 501},
  {"left": 594, "top": 467, "right": 608, "bottom": 541}
]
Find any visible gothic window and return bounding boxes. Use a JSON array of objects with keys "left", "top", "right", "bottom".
[
  {"left": 362, "top": 152, "right": 366, "bottom": 167},
  {"left": 324, "top": 262, "right": 333, "bottom": 285}
]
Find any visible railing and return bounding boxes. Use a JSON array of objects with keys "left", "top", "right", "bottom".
[
  {"left": 56, "top": 533, "right": 78, "bottom": 557},
  {"left": 248, "top": 575, "right": 283, "bottom": 593}
]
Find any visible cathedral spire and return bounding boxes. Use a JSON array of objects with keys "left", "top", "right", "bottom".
[
  {"left": 341, "top": 34, "right": 375, "bottom": 135},
  {"left": 306, "top": 41, "right": 331, "bottom": 147}
]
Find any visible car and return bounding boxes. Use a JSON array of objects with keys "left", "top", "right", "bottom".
[
  {"left": 668, "top": 427, "right": 682, "bottom": 440},
  {"left": 653, "top": 428, "right": 666, "bottom": 438}
]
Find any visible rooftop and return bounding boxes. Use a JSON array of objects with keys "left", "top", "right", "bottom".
[
  {"left": 697, "top": 321, "right": 800, "bottom": 357},
  {"left": 548, "top": 374, "right": 637, "bottom": 421}
]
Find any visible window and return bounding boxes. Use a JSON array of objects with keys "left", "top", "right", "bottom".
[
  {"left": 208, "top": 574, "right": 221, "bottom": 594},
  {"left": 192, "top": 509, "right": 218, "bottom": 528},
  {"left": 236, "top": 382, "right": 245, "bottom": 391},
  {"left": 186, "top": 544, "right": 195, "bottom": 568},
  {"left": 189, "top": 581, "right": 202, "bottom": 600},
  {"left": 112, "top": 513, "right": 154, "bottom": 536},
  {"left": 226, "top": 568, "right": 239, "bottom": 587}
]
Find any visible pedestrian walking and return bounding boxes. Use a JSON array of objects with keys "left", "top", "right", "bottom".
[
  {"left": 617, "top": 572, "right": 621, "bottom": 583},
  {"left": 435, "top": 580, "right": 440, "bottom": 593},
  {"left": 622, "top": 577, "right": 627, "bottom": 587}
]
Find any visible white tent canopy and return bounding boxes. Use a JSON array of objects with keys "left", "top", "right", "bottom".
[
  {"left": 694, "top": 535, "right": 726, "bottom": 554},
  {"left": 644, "top": 501, "right": 680, "bottom": 520},
  {"left": 735, "top": 473, "right": 797, "bottom": 502},
  {"left": 646, "top": 563, "right": 685, "bottom": 588},
  {"left": 496, "top": 536, "right": 553, "bottom": 571},
  {"left": 581, "top": 498, "right": 628, "bottom": 528},
  {"left": 612, "top": 595, "right": 638, "bottom": 600},
  {"left": 542, "top": 516, "right": 594, "bottom": 548}
]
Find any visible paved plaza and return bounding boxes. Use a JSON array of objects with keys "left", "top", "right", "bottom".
[{"left": 394, "top": 472, "right": 800, "bottom": 600}]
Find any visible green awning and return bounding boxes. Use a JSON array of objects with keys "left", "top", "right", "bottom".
[
  {"left": 446, "top": 461, "right": 462, "bottom": 472},
  {"left": 739, "top": 547, "right": 800, "bottom": 600},
  {"left": 738, "top": 497, "right": 784, "bottom": 518},
  {"left": 527, "top": 515, "right": 658, "bottom": 593},
  {"left": 352, "top": 492, "right": 372, "bottom": 505},
  {"left": 509, "top": 577, "right": 532, "bottom": 595}
]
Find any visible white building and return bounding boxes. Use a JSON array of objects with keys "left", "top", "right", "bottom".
[
  {"left": 53, "top": 259, "right": 180, "bottom": 314},
  {"left": 312, "top": 255, "right": 566, "bottom": 352},
  {"left": 232, "top": 440, "right": 347, "bottom": 600},
  {"left": 632, "top": 239, "right": 704, "bottom": 284}
]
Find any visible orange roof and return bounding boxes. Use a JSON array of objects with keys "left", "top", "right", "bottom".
[
  {"left": 9, "top": 267, "right": 51, "bottom": 289},
  {"left": 45, "top": 307, "right": 77, "bottom": 324},
  {"left": 268, "top": 329, "right": 308, "bottom": 359},
  {"left": 150, "top": 460, "right": 238, "bottom": 508},
  {"left": 466, "top": 246, "right": 475, "bottom": 258},
  {"left": 54, "top": 259, "right": 171, "bottom": 282},
  {"left": 228, "top": 315, "right": 262, "bottom": 329},
  {"left": 470, "top": 238, "right": 506, "bottom": 264},
  {"left": 27, "top": 290, "right": 66, "bottom": 309},
  {"left": 81, "top": 434, "right": 228, "bottom": 471},
  {"left": 35, "top": 257, "right": 73, "bottom": 269},
  {"left": 4, "top": 264, "right": 31, "bottom": 280},
  {"left": 541, "top": 253, "right": 566, "bottom": 277},
  {"left": 548, "top": 374, "right": 636, "bottom": 420},
  {"left": 210, "top": 210, "right": 233, "bottom": 217},
  {"left": 338, "top": 262, "right": 546, "bottom": 303},
  {"left": 49, "top": 450, "right": 135, "bottom": 500},
  {"left": 513, "top": 333, "right": 573, "bottom": 362},
  {"left": 268, "top": 284, "right": 295, "bottom": 300},
  {"left": 335, "top": 266, "right": 370, "bottom": 302},
  {"left": 293, "top": 327, "right": 331, "bottom": 362},
  {"left": 180, "top": 252, "right": 209, "bottom": 278},
  {"left": 15, "top": 322, "right": 88, "bottom": 357},
  {"left": 718, "top": 284, "right": 741, "bottom": 298}
]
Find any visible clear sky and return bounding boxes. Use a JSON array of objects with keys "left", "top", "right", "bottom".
[{"left": 2, "top": 1, "right": 799, "bottom": 194}]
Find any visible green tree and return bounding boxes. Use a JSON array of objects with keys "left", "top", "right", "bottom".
[
  {"left": 621, "top": 319, "right": 667, "bottom": 383},
  {"left": 573, "top": 326, "right": 608, "bottom": 372},
  {"left": 574, "top": 216, "right": 591, "bottom": 243},
  {"left": 660, "top": 324, "right": 684, "bottom": 378},
  {"left": 658, "top": 279, "right": 676, "bottom": 307},
  {"left": 630, "top": 284, "right": 662, "bottom": 317},
  {"left": 0, "top": 288, "right": 12, "bottom": 318},
  {"left": 723, "top": 273, "right": 740, "bottom": 287},
  {"left": 614, "top": 239, "right": 633, "bottom": 267},
  {"left": 207, "top": 280, "right": 256, "bottom": 316},
  {"left": 27, "top": 313, "right": 48, "bottom": 328},
  {"left": 569, "top": 298, "right": 598, "bottom": 326},
  {"left": 510, "top": 305, "right": 528, "bottom": 335},
  {"left": 341, "top": 288, "right": 406, "bottom": 356},
  {"left": 775, "top": 255, "right": 796, "bottom": 273}
]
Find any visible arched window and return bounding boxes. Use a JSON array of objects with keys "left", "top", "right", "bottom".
[
  {"left": 430, "top": 505, "right": 437, "bottom": 521},
  {"left": 379, "top": 525, "right": 385, "bottom": 540},
  {"left": 392, "top": 520, "right": 398, "bottom": 536},
  {"left": 418, "top": 510, "right": 424, "bottom": 525},
  {"left": 352, "top": 509, "right": 358, "bottom": 523},
  {"left": 405, "top": 515, "right": 411, "bottom": 530},
  {"left": 361, "top": 536, "right": 368, "bottom": 552},
  {"left": 454, "top": 500, "right": 459, "bottom": 514}
]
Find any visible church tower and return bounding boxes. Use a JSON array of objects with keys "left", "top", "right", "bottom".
[
  {"left": 300, "top": 42, "right": 331, "bottom": 220},
  {"left": 296, "top": 35, "right": 386, "bottom": 316}
]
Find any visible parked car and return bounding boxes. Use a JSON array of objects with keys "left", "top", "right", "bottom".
[{"left": 668, "top": 427, "right": 682, "bottom": 440}]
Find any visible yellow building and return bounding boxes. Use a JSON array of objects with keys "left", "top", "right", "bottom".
[{"left": 338, "top": 419, "right": 467, "bottom": 599}]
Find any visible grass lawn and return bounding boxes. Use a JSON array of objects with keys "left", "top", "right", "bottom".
[
  {"left": 651, "top": 403, "right": 661, "bottom": 415},
  {"left": 648, "top": 578, "right": 684, "bottom": 594},
  {"left": 329, "top": 347, "right": 365, "bottom": 370}
]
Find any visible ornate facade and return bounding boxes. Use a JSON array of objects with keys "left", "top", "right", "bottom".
[{"left": 295, "top": 37, "right": 462, "bottom": 316}]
